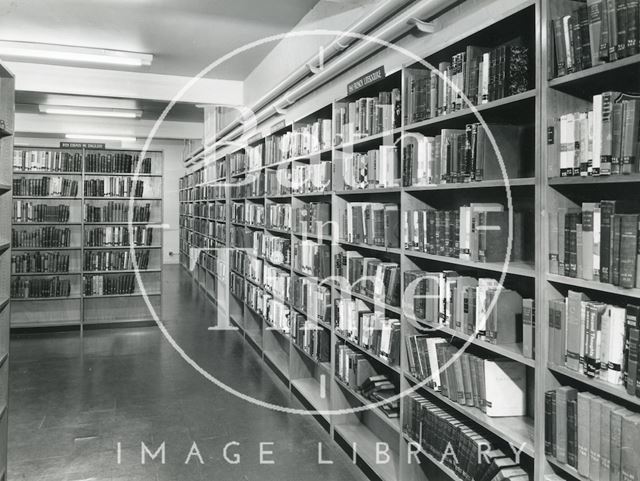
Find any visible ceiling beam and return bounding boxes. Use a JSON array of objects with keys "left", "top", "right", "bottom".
[{"left": 5, "top": 61, "right": 244, "bottom": 105}]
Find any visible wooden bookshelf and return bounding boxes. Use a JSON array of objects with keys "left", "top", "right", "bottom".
[
  {"left": 0, "top": 61, "right": 12, "bottom": 480},
  {"left": 11, "top": 146, "right": 163, "bottom": 328}
]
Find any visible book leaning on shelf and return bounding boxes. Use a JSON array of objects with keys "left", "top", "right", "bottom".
[
  {"left": 403, "top": 124, "right": 526, "bottom": 186},
  {"left": 335, "top": 344, "right": 399, "bottom": 418},
  {"left": 403, "top": 270, "right": 535, "bottom": 358},
  {"left": 549, "top": 294, "right": 640, "bottom": 399},
  {"left": 11, "top": 276, "right": 71, "bottom": 299},
  {"left": 555, "top": 92, "right": 640, "bottom": 176},
  {"left": 292, "top": 315, "right": 330, "bottom": 362},
  {"left": 11, "top": 252, "right": 70, "bottom": 274},
  {"left": 550, "top": 203, "right": 640, "bottom": 288},
  {"left": 545, "top": 387, "right": 640, "bottom": 481},
  {"left": 405, "top": 336, "right": 528, "bottom": 417},
  {"left": 548, "top": 0, "right": 638, "bottom": 79},
  {"left": 335, "top": 298, "right": 401, "bottom": 365},
  {"left": 404, "top": 204, "right": 526, "bottom": 263},
  {"left": 341, "top": 146, "right": 400, "bottom": 190},
  {"left": 13, "top": 201, "right": 70, "bottom": 223},
  {"left": 14, "top": 150, "right": 82, "bottom": 172},
  {"left": 339, "top": 202, "right": 400, "bottom": 248},
  {"left": 13, "top": 176, "right": 79, "bottom": 197},
  {"left": 335, "top": 252, "right": 401, "bottom": 307},
  {"left": 12, "top": 227, "right": 71, "bottom": 248},
  {"left": 404, "top": 394, "right": 530, "bottom": 481},
  {"left": 334, "top": 89, "right": 401, "bottom": 146},
  {"left": 404, "top": 37, "right": 532, "bottom": 124}
]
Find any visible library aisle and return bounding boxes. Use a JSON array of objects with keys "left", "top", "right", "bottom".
[{"left": 8, "top": 265, "right": 367, "bottom": 481}]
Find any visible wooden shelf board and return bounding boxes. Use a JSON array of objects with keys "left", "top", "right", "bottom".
[
  {"left": 12, "top": 296, "right": 81, "bottom": 302},
  {"left": 404, "top": 90, "right": 537, "bottom": 131},
  {"left": 333, "top": 285, "right": 402, "bottom": 315},
  {"left": 339, "top": 240, "right": 402, "bottom": 255},
  {"left": 335, "top": 187, "right": 402, "bottom": 196},
  {"left": 548, "top": 364, "right": 640, "bottom": 407},
  {"left": 549, "top": 174, "right": 640, "bottom": 185},
  {"left": 405, "top": 250, "right": 535, "bottom": 277},
  {"left": 334, "top": 423, "right": 399, "bottom": 481},
  {"left": 12, "top": 246, "right": 80, "bottom": 251},
  {"left": 547, "top": 273, "right": 640, "bottom": 298},
  {"left": 12, "top": 171, "right": 82, "bottom": 176},
  {"left": 83, "top": 246, "right": 161, "bottom": 250},
  {"left": 411, "top": 320, "right": 536, "bottom": 367},
  {"left": 404, "top": 372, "right": 535, "bottom": 456},
  {"left": 548, "top": 54, "right": 640, "bottom": 89},
  {"left": 13, "top": 196, "right": 79, "bottom": 200},
  {"left": 284, "top": 147, "right": 334, "bottom": 162},
  {"left": 12, "top": 271, "right": 82, "bottom": 276},
  {"left": 335, "top": 128, "right": 403, "bottom": 151},
  {"left": 290, "top": 377, "right": 331, "bottom": 415},
  {"left": 264, "top": 349, "right": 290, "bottom": 380},
  {"left": 404, "top": 177, "right": 536, "bottom": 191},
  {"left": 84, "top": 292, "right": 161, "bottom": 299},
  {"left": 292, "top": 191, "right": 332, "bottom": 198}
]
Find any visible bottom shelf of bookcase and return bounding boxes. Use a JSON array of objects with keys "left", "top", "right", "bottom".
[
  {"left": 401, "top": 434, "right": 461, "bottom": 481},
  {"left": 291, "top": 377, "right": 330, "bottom": 417},
  {"left": 264, "top": 349, "right": 290, "bottom": 381},
  {"left": 334, "top": 423, "right": 399, "bottom": 481}
]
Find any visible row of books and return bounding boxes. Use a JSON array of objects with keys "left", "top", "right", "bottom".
[
  {"left": 403, "top": 205, "right": 525, "bottom": 263},
  {"left": 341, "top": 146, "right": 400, "bottom": 190},
  {"left": 230, "top": 173, "right": 264, "bottom": 199},
  {"left": 339, "top": 202, "right": 400, "bottom": 248},
  {"left": 402, "top": 124, "right": 525, "bottom": 187},
  {"left": 544, "top": 387, "right": 635, "bottom": 481},
  {"left": 83, "top": 250, "right": 152, "bottom": 272},
  {"left": 404, "top": 393, "right": 529, "bottom": 481},
  {"left": 404, "top": 38, "right": 531, "bottom": 123},
  {"left": 13, "top": 150, "right": 82, "bottom": 173},
  {"left": 230, "top": 272, "right": 244, "bottom": 299},
  {"left": 259, "top": 232, "right": 291, "bottom": 267},
  {"left": 281, "top": 120, "right": 333, "bottom": 159},
  {"left": 229, "top": 151, "right": 248, "bottom": 176},
  {"left": 551, "top": 203, "right": 640, "bottom": 288},
  {"left": 84, "top": 202, "right": 152, "bottom": 223},
  {"left": 246, "top": 144, "right": 263, "bottom": 173},
  {"left": 83, "top": 178, "right": 146, "bottom": 198},
  {"left": 549, "top": 0, "right": 637, "bottom": 79},
  {"left": 263, "top": 297, "right": 290, "bottom": 333},
  {"left": 335, "top": 299, "right": 401, "bottom": 365},
  {"left": 291, "top": 161, "right": 332, "bottom": 194},
  {"left": 266, "top": 168, "right": 291, "bottom": 196},
  {"left": 11, "top": 276, "right": 72, "bottom": 299},
  {"left": 12, "top": 227, "right": 72, "bottom": 248},
  {"left": 335, "top": 345, "right": 399, "bottom": 418},
  {"left": 292, "top": 202, "right": 331, "bottom": 237},
  {"left": 291, "top": 314, "right": 330, "bottom": 362},
  {"left": 84, "top": 226, "right": 154, "bottom": 247},
  {"left": 548, "top": 293, "right": 640, "bottom": 398},
  {"left": 192, "top": 202, "right": 225, "bottom": 222},
  {"left": 404, "top": 270, "right": 534, "bottom": 356},
  {"left": 406, "top": 336, "right": 528, "bottom": 417},
  {"left": 292, "top": 239, "right": 331, "bottom": 278},
  {"left": 334, "top": 89, "right": 402, "bottom": 145},
  {"left": 84, "top": 153, "right": 153, "bottom": 174},
  {"left": 11, "top": 252, "right": 70, "bottom": 274},
  {"left": 264, "top": 264, "right": 290, "bottom": 301},
  {"left": 232, "top": 201, "right": 264, "bottom": 227},
  {"left": 13, "top": 177, "right": 79, "bottom": 197},
  {"left": 556, "top": 92, "right": 640, "bottom": 177},
  {"left": 83, "top": 273, "right": 137, "bottom": 296},
  {"left": 13, "top": 202, "right": 70, "bottom": 223},
  {"left": 186, "top": 183, "right": 225, "bottom": 202},
  {"left": 291, "top": 276, "right": 331, "bottom": 325},
  {"left": 266, "top": 203, "right": 291, "bottom": 231},
  {"left": 334, "top": 252, "right": 401, "bottom": 307}
]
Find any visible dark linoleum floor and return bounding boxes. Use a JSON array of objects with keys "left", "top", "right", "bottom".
[{"left": 8, "top": 265, "right": 368, "bottom": 481}]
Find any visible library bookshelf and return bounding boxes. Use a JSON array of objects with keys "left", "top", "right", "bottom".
[
  {"left": 179, "top": 0, "right": 640, "bottom": 480},
  {"left": 11, "top": 146, "right": 163, "bottom": 328},
  {"left": 0, "top": 60, "right": 14, "bottom": 481}
]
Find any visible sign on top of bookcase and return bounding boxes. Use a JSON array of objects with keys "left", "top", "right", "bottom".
[
  {"left": 347, "top": 66, "right": 386, "bottom": 96},
  {"left": 60, "top": 142, "right": 106, "bottom": 149}
]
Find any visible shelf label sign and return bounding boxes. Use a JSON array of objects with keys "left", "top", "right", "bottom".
[
  {"left": 347, "top": 66, "right": 386, "bottom": 96},
  {"left": 248, "top": 132, "right": 263, "bottom": 145},
  {"left": 271, "top": 119, "right": 287, "bottom": 134},
  {"left": 60, "top": 142, "right": 106, "bottom": 149}
]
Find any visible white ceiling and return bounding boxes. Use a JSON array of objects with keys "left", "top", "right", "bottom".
[{"left": 0, "top": 0, "right": 320, "bottom": 79}]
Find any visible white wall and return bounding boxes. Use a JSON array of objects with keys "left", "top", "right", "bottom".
[{"left": 14, "top": 135, "right": 186, "bottom": 265}]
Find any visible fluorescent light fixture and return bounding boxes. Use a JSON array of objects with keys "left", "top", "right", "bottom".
[
  {"left": 39, "top": 105, "right": 142, "bottom": 119},
  {"left": 65, "top": 134, "right": 137, "bottom": 142},
  {"left": 0, "top": 41, "right": 152, "bottom": 66}
]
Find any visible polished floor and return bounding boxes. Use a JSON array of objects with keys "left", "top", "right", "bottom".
[{"left": 9, "top": 265, "right": 368, "bottom": 481}]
